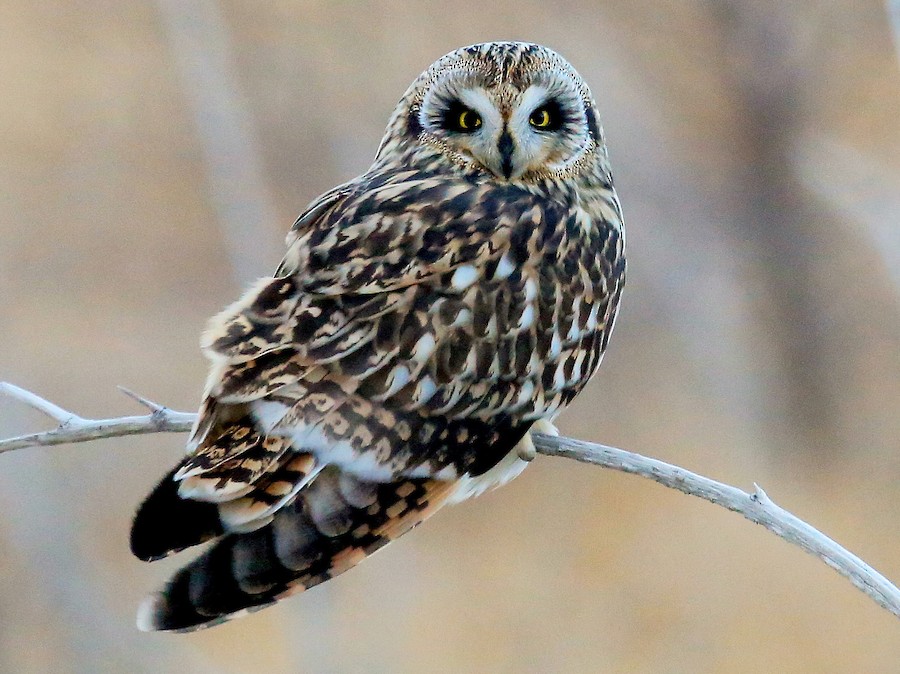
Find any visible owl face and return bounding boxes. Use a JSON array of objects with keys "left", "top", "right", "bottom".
[{"left": 387, "top": 43, "right": 603, "bottom": 183}]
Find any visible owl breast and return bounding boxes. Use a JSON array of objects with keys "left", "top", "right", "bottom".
[
  {"left": 411, "top": 200, "right": 625, "bottom": 426},
  {"left": 321, "top": 197, "right": 625, "bottom": 429}
]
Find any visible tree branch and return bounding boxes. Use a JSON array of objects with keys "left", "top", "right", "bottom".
[
  {"left": 533, "top": 435, "right": 900, "bottom": 619},
  {"left": 0, "top": 382, "right": 194, "bottom": 453},
  {"left": 2, "top": 381, "right": 898, "bottom": 619}
]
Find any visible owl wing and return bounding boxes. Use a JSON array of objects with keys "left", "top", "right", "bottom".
[
  {"left": 192, "top": 168, "right": 568, "bottom": 450},
  {"left": 276, "top": 169, "right": 536, "bottom": 294},
  {"left": 131, "top": 169, "right": 598, "bottom": 630}
]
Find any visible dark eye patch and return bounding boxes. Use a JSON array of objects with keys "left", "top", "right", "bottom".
[{"left": 584, "top": 106, "right": 601, "bottom": 141}]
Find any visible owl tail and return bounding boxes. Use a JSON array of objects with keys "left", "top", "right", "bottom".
[{"left": 136, "top": 469, "right": 458, "bottom": 632}]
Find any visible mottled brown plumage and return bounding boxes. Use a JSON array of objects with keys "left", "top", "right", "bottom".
[{"left": 132, "top": 41, "right": 625, "bottom": 631}]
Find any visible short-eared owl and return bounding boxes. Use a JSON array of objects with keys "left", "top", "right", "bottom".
[{"left": 132, "top": 41, "right": 625, "bottom": 631}]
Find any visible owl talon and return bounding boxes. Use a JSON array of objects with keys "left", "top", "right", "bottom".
[{"left": 517, "top": 443, "right": 536, "bottom": 462}]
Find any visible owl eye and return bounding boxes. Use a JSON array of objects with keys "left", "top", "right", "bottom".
[
  {"left": 444, "top": 103, "right": 482, "bottom": 133},
  {"left": 529, "top": 102, "right": 563, "bottom": 131}
]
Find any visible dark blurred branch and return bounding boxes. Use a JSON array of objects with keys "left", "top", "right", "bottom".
[
  {"left": 792, "top": 133, "right": 900, "bottom": 299},
  {"left": 2, "top": 381, "right": 899, "bottom": 620},
  {"left": 716, "top": 2, "right": 846, "bottom": 458},
  {"left": 155, "top": 0, "right": 283, "bottom": 284},
  {"left": 889, "top": 0, "right": 900, "bottom": 66}
]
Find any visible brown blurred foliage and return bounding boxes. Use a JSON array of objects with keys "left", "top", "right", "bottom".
[{"left": 1, "top": 1, "right": 899, "bottom": 672}]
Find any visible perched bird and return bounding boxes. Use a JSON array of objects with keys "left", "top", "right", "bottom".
[{"left": 131, "top": 41, "right": 626, "bottom": 632}]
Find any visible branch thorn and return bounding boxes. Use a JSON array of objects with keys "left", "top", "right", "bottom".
[{"left": 118, "top": 386, "right": 167, "bottom": 415}]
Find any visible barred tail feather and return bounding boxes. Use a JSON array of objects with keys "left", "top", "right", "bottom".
[
  {"left": 137, "top": 471, "right": 457, "bottom": 632},
  {"left": 130, "top": 464, "right": 225, "bottom": 562}
]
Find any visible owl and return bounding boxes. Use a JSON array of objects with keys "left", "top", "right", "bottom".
[{"left": 131, "top": 41, "right": 626, "bottom": 631}]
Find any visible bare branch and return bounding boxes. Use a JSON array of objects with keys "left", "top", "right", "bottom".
[
  {"left": 0, "top": 382, "right": 81, "bottom": 424},
  {"left": 0, "top": 383, "right": 194, "bottom": 454},
  {"left": 2, "top": 382, "right": 898, "bottom": 619},
  {"left": 533, "top": 434, "right": 900, "bottom": 619}
]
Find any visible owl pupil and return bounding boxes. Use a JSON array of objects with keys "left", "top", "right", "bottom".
[
  {"left": 532, "top": 109, "right": 550, "bottom": 127},
  {"left": 529, "top": 101, "right": 563, "bottom": 131},
  {"left": 444, "top": 103, "right": 481, "bottom": 133}
]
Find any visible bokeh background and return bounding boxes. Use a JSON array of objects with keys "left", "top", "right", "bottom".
[{"left": 2, "top": 1, "right": 899, "bottom": 672}]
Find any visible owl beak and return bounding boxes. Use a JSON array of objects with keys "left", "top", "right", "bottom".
[{"left": 497, "top": 130, "right": 515, "bottom": 180}]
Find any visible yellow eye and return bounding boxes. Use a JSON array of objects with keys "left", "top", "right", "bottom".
[
  {"left": 458, "top": 109, "right": 482, "bottom": 131},
  {"left": 529, "top": 107, "right": 553, "bottom": 128}
]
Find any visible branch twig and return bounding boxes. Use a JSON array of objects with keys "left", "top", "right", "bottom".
[
  {"left": 0, "top": 382, "right": 194, "bottom": 453},
  {"left": 2, "top": 381, "right": 898, "bottom": 619}
]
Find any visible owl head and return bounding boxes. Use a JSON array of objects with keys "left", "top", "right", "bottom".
[{"left": 377, "top": 42, "right": 607, "bottom": 184}]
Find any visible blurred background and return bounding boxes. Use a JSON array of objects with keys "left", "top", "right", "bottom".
[{"left": 1, "top": 1, "right": 899, "bottom": 672}]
